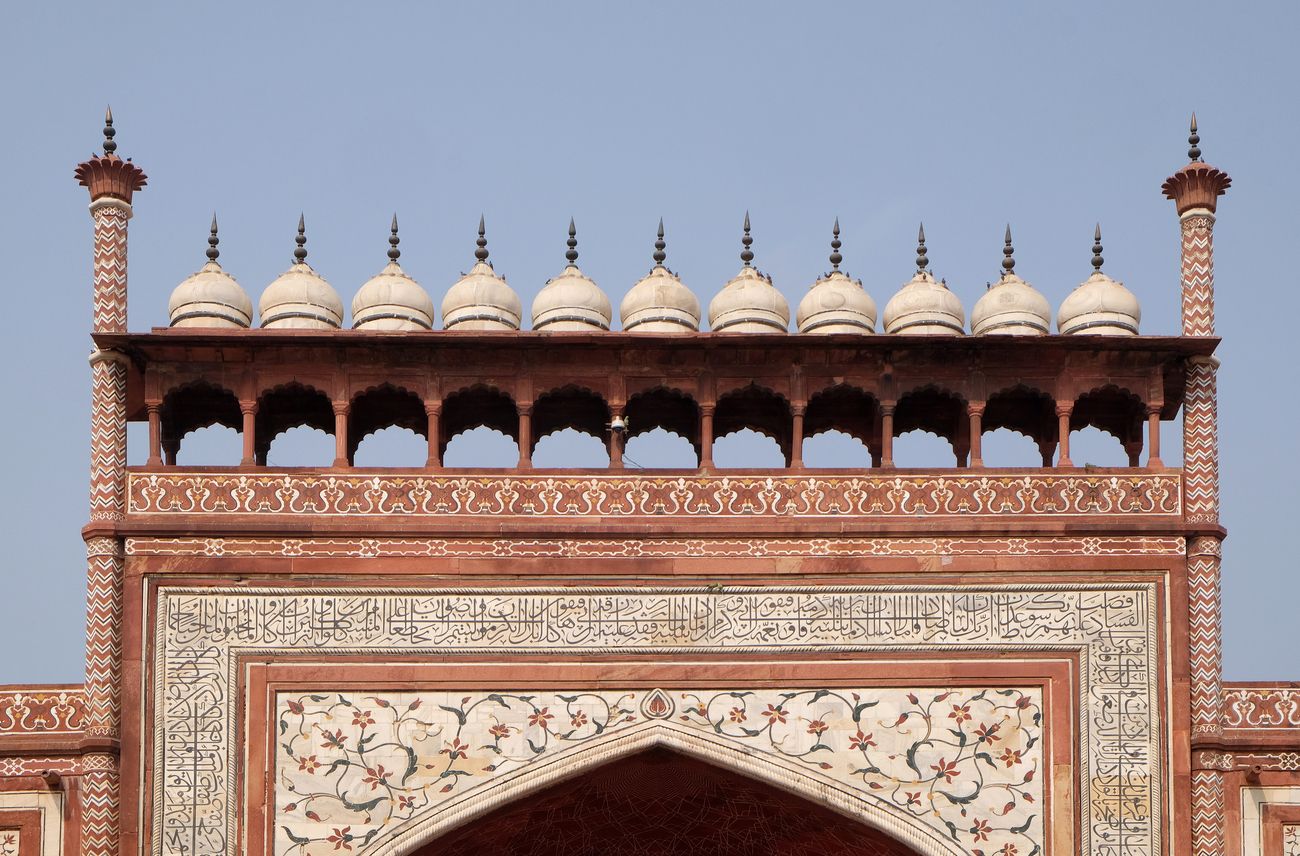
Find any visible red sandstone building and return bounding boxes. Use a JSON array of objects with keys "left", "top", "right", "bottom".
[{"left": 0, "top": 114, "right": 1293, "bottom": 856}]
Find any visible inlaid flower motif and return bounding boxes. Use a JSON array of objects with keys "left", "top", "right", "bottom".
[
  {"left": 320, "top": 728, "right": 345, "bottom": 749},
  {"left": 362, "top": 765, "right": 391, "bottom": 790},
  {"left": 528, "top": 707, "right": 554, "bottom": 730},
  {"left": 728, "top": 706, "right": 747, "bottom": 723},
  {"left": 931, "top": 757, "right": 960, "bottom": 783},
  {"left": 1000, "top": 748, "right": 1023, "bottom": 767},
  {"left": 351, "top": 709, "right": 375, "bottom": 727},
  {"left": 327, "top": 827, "right": 352, "bottom": 851},
  {"left": 970, "top": 818, "right": 992, "bottom": 841},
  {"left": 488, "top": 723, "right": 511, "bottom": 739},
  {"left": 297, "top": 755, "right": 320, "bottom": 774},
  {"left": 849, "top": 730, "right": 876, "bottom": 750},
  {"left": 440, "top": 738, "right": 469, "bottom": 761},
  {"left": 570, "top": 711, "right": 588, "bottom": 728},
  {"left": 806, "top": 719, "right": 828, "bottom": 735},
  {"left": 949, "top": 703, "right": 973, "bottom": 724},
  {"left": 761, "top": 704, "right": 787, "bottom": 724},
  {"left": 975, "top": 722, "right": 1001, "bottom": 744}
]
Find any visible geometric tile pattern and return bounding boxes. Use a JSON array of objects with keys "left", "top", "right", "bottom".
[
  {"left": 1180, "top": 213, "right": 1216, "bottom": 338},
  {"left": 1189, "top": 536, "right": 1224, "bottom": 737},
  {"left": 1184, "top": 359, "right": 1220, "bottom": 525},
  {"left": 82, "top": 763, "right": 120, "bottom": 856},
  {"left": 275, "top": 686, "right": 1043, "bottom": 856},
  {"left": 1191, "top": 769, "right": 1224, "bottom": 856},
  {"left": 126, "top": 471, "right": 1184, "bottom": 521},
  {"left": 89, "top": 201, "right": 130, "bottom": 334},
  {"left": 152, "top": 583, "right": 1159, "bottom": 856}
]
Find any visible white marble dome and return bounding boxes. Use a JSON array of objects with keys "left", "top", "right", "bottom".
[
  {"left": 533, "top": 264, "right": 612, "bottom": 331},
  {"left": 352, "top": 261, "right": 434, "bottom": 331},
  {"left": 169, "top": 260, "right": 252, "bottom": 328},
  {"left": 622, "top": 265, "right": 700, "bottom": 332},
  {"left": 442, "top": 221, "right": 522, "bottom": 331},
  {"left": 971, "top": 273, "right": 1051, "bottom": 336},
  {"left": 709, "top": 266, "right": 789, "bottom": 333},
  {"left": 1058, "top": 271, "right": 1141, "bottom": 335},
  {"left": 259, "top": 262, "right": 343, "bottom": 329},
  {"left": 882, "top": 270, "right": 965, "bottom": 335},
  {"left": 797, "top": 271, "right": 876, "bottom": 334}
]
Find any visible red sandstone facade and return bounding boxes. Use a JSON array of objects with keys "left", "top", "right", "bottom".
[{"left": 0, "top": 116, "right": 1291, "bottom": 856}]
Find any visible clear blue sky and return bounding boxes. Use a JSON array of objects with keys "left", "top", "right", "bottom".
[{"left": 0, "top": 1, "right": 1295, "bottom": 681}]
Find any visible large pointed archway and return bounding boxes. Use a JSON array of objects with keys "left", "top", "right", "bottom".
[{"left": 408, "top": 747, "right": 923, "bottom": 856}]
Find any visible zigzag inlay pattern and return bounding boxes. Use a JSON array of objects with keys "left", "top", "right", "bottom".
[
  {"left": 1188, "top": 536, "right": 1223, "bottom": 735},
  {"left": 89, "top": 359, "right": 127, "bottom": 521},
  {"left": 1185, "top": 361, "right": 1219, "bottom": 523},
  {"left": 1191, "top": 769, "right": 1224, "bottom": 856},
  {"left": 91, "top": 204, "right": 129, "bottom": 334},
  {"left": 1181, "top": 214, "right": 1216, "bottom": 337},
  {"left": 81, "top": 762, "right": 121, "bottom": 856}
]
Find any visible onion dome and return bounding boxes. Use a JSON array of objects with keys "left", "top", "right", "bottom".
[
  {"left": 532, "top": 219, "right": 613, "bottom": 331},
  {"left": 971, "top": 226, "right": 1051, "bottom": 336},
  {"left": 258, "top": 215, "right": 343, "bottom": 329},
  {"left": 1058, "top": 225, "right": 1141, "bottom": 335},
  {"left": 882, "top": 224, "right": 965, "bottom": 335},
  {"left": 620, "top": 219, "right": 701, "bottom": 333},
  {"left": 352, "top": 215, "right": 435, "bottom": 331},
  {"left": 707, "top": 213, "right": 790, "bottom": 333},
  {"left": 796, "top": 218, "right": 877, "bottom": 334},
  {"left": 168, "top": 215, "right": 252, "bottom": 328},
  {"left": 442, "top": 216, "right": 522, "bottom": 330}
]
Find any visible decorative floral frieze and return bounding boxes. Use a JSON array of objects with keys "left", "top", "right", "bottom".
[
  {"left": 0, "top": 689, "right": 86, "bottom": 736},
  {"left": 276, "top": 687, "right": 1043, "bottom": 856},
  {"left": 153, "top": 585, "right": 1158, "bottom": 856},
  {"left": 127, "top": 535, "right": 1185, "bottom": 560},
  {"left": 127, "top": 472, "right": 1181, "bottom": 520},
  {"left": 1222, "top": 687, "right": 1300, "bottom": 729},
  {"left": 0, "top": 830, "right": 17, "bottom": 856},
  {"left": 1285, "top": 823, "right": 1300, "bottom": 856}
]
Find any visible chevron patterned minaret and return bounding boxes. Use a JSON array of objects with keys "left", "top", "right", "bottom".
[
  {"left": 1163, "top": 114, "right": 1230, "bottom": 856},
  {"left": 74, "top": 108, "right": 146, "bottom": 856}
]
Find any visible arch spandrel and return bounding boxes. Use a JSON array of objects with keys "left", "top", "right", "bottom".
[{"left": 275, "top": 687, "right": 1043, "bottom": 856}]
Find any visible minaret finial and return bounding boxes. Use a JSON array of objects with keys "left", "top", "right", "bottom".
[
  {"left": 388, "top": 213, "right": 401, "bottom": 262},
  {"left": 740, "top": 211, "right": 754, "bottom": 266},
  {"left": 1091, "top": 223, "right": 1104, "bottom": 272},
  {"left": 915, "top": 222, "right": 929, "bottom": 272},
  {"left": 206, "top": 213, "right": 220, "bottom": 262},
  {"left": 1002, "top": 224, "right": 1015, "bottom": 275},
  {"left": 1188, "top": 112, "right": 1201, "bottom": 162},
  {"left": 102, "top": 106, "right": 117, "bottom": 156},
  {"left": 294, "top": 214, "right": 307, "bottom": 264},
  {"left": 829, "top": 217, "right": 842, "bottom": 271},
  {"left": 565, "top": 217, "right": 579, "bottom": 265},
  {"left": 653, "top": 218, "right": 666, "bottom": 266},
  {"left": 475, "top": 214, "right": 489, "bottom": 263}
]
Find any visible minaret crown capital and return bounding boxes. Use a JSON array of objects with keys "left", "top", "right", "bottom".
[{"left": 1162, "top": 162, "right": 1231, "bottom": 215}]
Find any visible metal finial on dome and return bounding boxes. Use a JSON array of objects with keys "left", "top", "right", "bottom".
[
  {"left": 102, "top": 106, "right": 117, "bottom": 155},
  {"left": 740, "top": 212, "right": 754, "bottom": 266},
  {"left": 1091, "top": 223, "right": 1104, "bottom": 272},
  {"left": 829, "top": 217, "right": 842, "bottom": 271},
  {"left": 475, "top": 215, "right": 489, "bottom": 263},
  {"left": 1002, "top": 224, "right": 1015, "bottom": 275},
  {"left": 566, "top": 217, "right": 579, "bottom": 265},
  {"left": 1188, "top": 112, "right": 1201, "bottom": 162},
  {"left": 293, "top": 214, "right": 308, "bottom": 263},
  {"left": 206, "top": 213, "right": 220, "bottom": 262},
  {"left": 915, "top": 223, "right": 929, "bottom": 272},
  {"left": 653, "top": 218, "right": 666, "bottom": 266},
  {"left": 387, "top": 213, "right": 401, "bottom": 262}
]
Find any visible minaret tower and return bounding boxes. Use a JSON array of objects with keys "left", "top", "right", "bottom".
[
  {"left": 1163, "top": 114, "right": 1231, "bottom": 856},
  {"left": 73, "top": 108, "right": 146, "bottom": 856}
]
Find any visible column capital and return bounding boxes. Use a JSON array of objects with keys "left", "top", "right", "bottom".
[
  {"left": 240, "top": 400, "right": 258, "bottom": 416},
  {"left": 967, "top": 401, "right": 986, "bottom": 417}
]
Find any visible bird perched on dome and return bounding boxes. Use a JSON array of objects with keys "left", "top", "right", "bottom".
[
  {"left": 708, "top": 213, "right": 789, "bottom": 333},
  {"left": 168, "top": 215, "right": 252, "bottom": 328},
  {"left": 796, "top": 218, "right": 877, "bottom": 334}
]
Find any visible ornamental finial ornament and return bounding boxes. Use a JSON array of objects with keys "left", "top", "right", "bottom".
[
  {"left": 565, "top": 217, "right": 579, "bottom": 265},
  {"left": 207, "top": 213, "right": 220, "bottom": 262},
  {"left": 1188, "top": 112, "right": 1201, "bottom": 162},
  {"left": 1002, "top": 224, "right": 1015, "bottom": 275},
  {"left": 103, "top": 106, "right": 116, "bottom": 155},
  {"left": 75, "top": 109, "right": 147, "bottom": 203},
  {"left": 294, "top": 214, "right": 307, "bottom": 264},
  {"left": 916, "top": 222, "right": 929, "bottom": 272},
  {"left": 1092, "top": 223, "right": 1104, "bottom": 272},
  {"left": 475, "top": 215, "right": 490, "bottom": 263},
  {"left": 829, "top": 218, "right": 842, "bottom": 271},
  {"left": 388, "top": 214, "right": 401, "bottom": 262},
  {"left": 741, "top": 211, "right": 754, "bottom": 266},
  {"left": 653, "top": 218, "right": 666, "bottom": 266}
]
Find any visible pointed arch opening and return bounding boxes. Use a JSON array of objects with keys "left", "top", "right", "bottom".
[
  {"left": 893, "top": 386, "right": 966, "bottom": 467},
  {"left": 713, "top": 385, "right": 792, "bottom": 468},
  {"left": 982, "top": 385, "right": 1057, "bottom": 467},
  {"left": 350, "top": 384, "right": 427, "bottom": 467},
  {"left": 440, "top": 385, "right": 519, "bottom": 468},
  {"left": 624, "top": 387, "right": 700, "bottom": 468},
  {"left": 255, "top": 382, "right": 334, "bottom": 466},
  {"left": 804, "top": 384, "right": 879, "bottom": 468},
  {"left": 1071, "top": 385, "right": 1146, "bottom": 466},
  {"left": 161, "top": 381, "right": 242, "bottom": 465}
]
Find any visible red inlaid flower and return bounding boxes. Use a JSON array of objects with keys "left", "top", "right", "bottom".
[
  {"left": 949, "top": 704, "right": 973, "bottom": 724},
  {"left": 297, "top": 754, "right": 321, "bottom": 774},
  {"left": 850, "top": 730, "right": 877, "bottom": 750},
  {"left": 1000, "top": 748, "right": 1023, "bottom": 768},
  {"left": 728, "top": 706, "right": 747, "bottom": 723},
  {"left": 931, "top": 757, "right": 960, "bottom": 783},
  {"left": 489, "top": 723, "right": 511, "bottom": 739},
  {"left": 440, "top": 738, "right": 469, "bottom": 761},
  {"left": 999, "top": 843, "right": 1019, "bottom": 856},
  {"left": 570, "top": 711, "right": 589, "bottom": 728},
  {"left": 529, "top": 707, "right": 554, "bottom": 730},
  {"left": 327, "top": 827, "right": 352, "bottom": 851},
  {"left": 320, "top": 729, "right": 346, "bottom": 749},
  {"left": 806, "top": 719, "right": 828, "bottom": 735},
  {"left": 905, "top": 791, "right": 922, "bottom": 808},
  {"left": 286, "top": 699, "right": 305, "bottom": 715},
  {"left": 397, "top": 795, "right": 416, "bottom": 811},
  {"left": 975, "top": 722, "right": 1001, "bottom": 743},
  {"left": 362, "top": 765, "right": 391, "bottom": 790},
  {"left": 761, "top": 704, "right": 787, "bottom": 724},
  {"left": 351, "top": 709, "right": 375, "bottom": 727},
  {"left": 969, "top": 818, "right": 992, "bottom": 842}
]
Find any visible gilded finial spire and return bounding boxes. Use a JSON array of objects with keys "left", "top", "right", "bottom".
[
  {"left": 102, "top": 106, "right": 116, "bottom": 156},
  {"left": 388, "top": 214, "right": 401, "bottom": 262},
  {"left": 1091, "top": 223, "right": 1104, "bottom": 272},
  {"left": 653, "top": 218, "right": 666, "bottom": 266},
  {"left": 565, "top": 217, "right": 579, "bottom": 265},
  {"left": 829, "top": 217, "right": 842, "bottom": 271},
  {"left": 206, "top": 213, "right": 220, "bottom": 262},
  {"left": 294, "top": 214, "right": 307, "bottom": 264},
  {"left": 740, "top": 212, "right": 754, "bottom": 266},
  {"left": 1002, "top": 224, "right": 1015, "bottom": 275},
  {"left": 475, "top": 215, "right": 489, "bottom": 263},
  {"left": 915, "top": 223, "right": 929, "bottom": 272},
  {"left": 1188, "top": 113, "right": 1201, "bottom": 162}
]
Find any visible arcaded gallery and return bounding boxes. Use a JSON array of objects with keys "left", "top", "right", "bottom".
[{"left": 0, "top": 114, "right": 1295, "bottom": 856}]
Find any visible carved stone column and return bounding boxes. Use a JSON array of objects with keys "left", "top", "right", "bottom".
[{"left": 967, "top": 402, "right": 984, "bottom": 468}]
